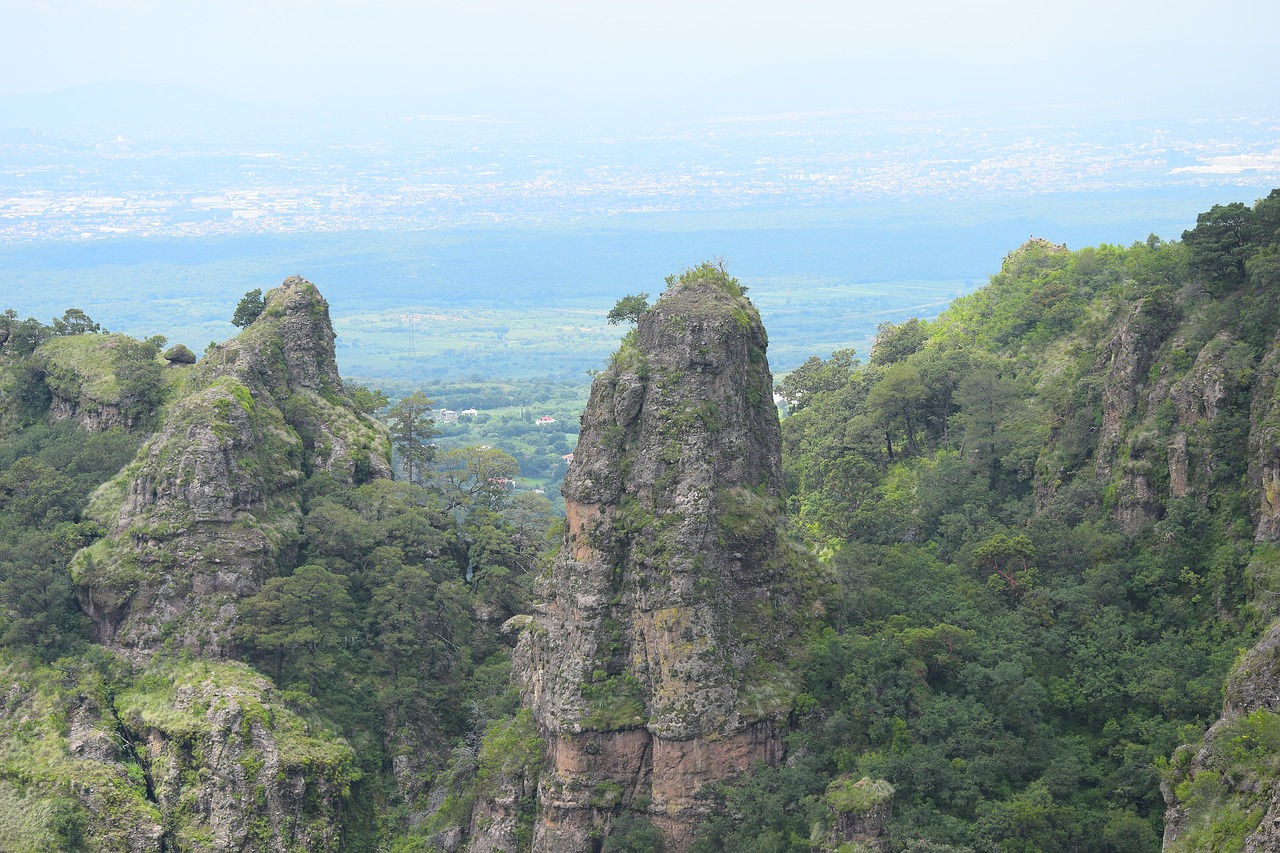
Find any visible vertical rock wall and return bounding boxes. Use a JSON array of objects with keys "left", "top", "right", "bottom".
[{"left": 495, "top": 271, "right": 811, "bottom": 852}]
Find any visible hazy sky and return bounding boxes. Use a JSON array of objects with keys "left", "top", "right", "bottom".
[{"left": 4, "top": 0, "right": 1279, "bottom": 102}]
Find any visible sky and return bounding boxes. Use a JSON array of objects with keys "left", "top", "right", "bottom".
[{"left": 4, "top": 0, "right": 1280, "bottom": 103}]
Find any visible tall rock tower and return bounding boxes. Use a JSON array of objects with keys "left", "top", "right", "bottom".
[{"left": 504, "top": 265, "right": 811, "bottom": 851}]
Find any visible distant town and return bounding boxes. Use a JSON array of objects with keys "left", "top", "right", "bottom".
[{"left": 3, "top": 110, "right": 1277, "bottom": 243}]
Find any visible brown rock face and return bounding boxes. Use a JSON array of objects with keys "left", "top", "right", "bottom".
[
  {"left": 1094, "top": 299, "right": 1168, "bottom": 483},
  {"left": 1162, "top": 622, "right": 1280, "bottom": 851},
  {"left": 494, "top": 269, "right": 810, "bottom": 851},
  {"left": 73, "top": 277, "right": 392, "bottom": 654},
  {"left": 1250, "top": 336, "right": 1280, "bottom": 543}
]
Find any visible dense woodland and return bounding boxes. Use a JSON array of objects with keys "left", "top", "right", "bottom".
[{"left": 0, "top": 190, "right": 1279, "bottom": 851}]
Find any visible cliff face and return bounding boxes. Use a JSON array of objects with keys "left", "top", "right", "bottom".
[
  {"left": 72, "top": 277, "right": 391, "bottom": 655},
  {"left": 1162, "top": 618, "right": 1280, "bottom": 851},
  {"left": 1060, "top": 279, "right": 1280, "bottom": 848},
  {"left": 483, "top": 269, "right": 811, "bottom": 851}
]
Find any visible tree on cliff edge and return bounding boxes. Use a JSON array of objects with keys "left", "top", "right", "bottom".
[
  {"left": 232, "top": 289, "right": 265, "bottom": 327},
  {"left": 607, "top": 292, "right": 650, "bottom": 325}
]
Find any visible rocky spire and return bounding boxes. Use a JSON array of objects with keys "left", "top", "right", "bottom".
[
  {"left": 73, "top": 277, "right": 391, "bottom": 655},
  {"left": 486, "top": 265, "right": 812, "bottom": 852}
]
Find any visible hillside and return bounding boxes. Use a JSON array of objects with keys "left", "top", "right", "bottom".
[
  {"left": 725, "top": 189, "right": 1280, "bottom": 852},
  {"left": 0, "top": 190, "right": 1278, "bottom": 851}
]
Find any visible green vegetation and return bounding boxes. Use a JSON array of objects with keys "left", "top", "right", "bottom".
[
  {"left": 36, "top": 333, "right": 170, "bottom": 427},
  {"left": 232, "top": 288, "right": 265, "bottom": 327},
  {"left": 1165, "top": 710, "right": 1280, "bottom": 852},
  {"left": 386, "top": 390, "right": 439, "bottom": 481},
  {"left": 0, "top": 421, "right": 141, "bottom": 659},
  {"left": 691, "top": 189, "right": 1280, "bottom": 852},
  {"left": 666, "top": 258, "right": 749, "bottom": 298},
  {"left": 580, "top": 672, "right": 648, "bottom": 731},
  {"left": 825, "top": 776, "right": 894, "bottom": 814},
  {"left": 4, "top": 192, "right": 1280, "bottom": 850},
  {"left": 607, "top": 293, "right": 651, "bottom": 326}
]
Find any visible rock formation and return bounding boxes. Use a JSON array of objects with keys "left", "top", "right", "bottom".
[
  {"left": 1161, "top": 330, "right": 1280, "bottom": 849},
  {"left": 36, "top": 333, "right": 168, "bottom": 432},
  {"left": 1162, "top": 620, "right": 1280, "bottom": 851},
  {"left": 72, "top": 276, "right": 391, "bottom": 654},
  {"left": 481, "top": 267, "right": 812, "bottom": 851},
  {"left": 820, "top": 776, "right": 893, "bottom": 852},
  {"left": 0, "top": 278, "right": 386, "bottom": 852},
  {"left": 0, "top": 653, "right": 358, "bottom": 853}
]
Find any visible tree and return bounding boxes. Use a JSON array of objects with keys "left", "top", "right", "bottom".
[
  {"left": 232, "top": 289, "right": 265, "bottom": 327},
  {"left": 347, "top": 382, "right": 389, "bottom": 414},
  {"left": 234, "top": 564, "right": 357, "bottom": 688},
  {"left": 955, "top": 365, "right": 1019, "bottom": 484},
  {"left": 607, "top": 293, "right": 650, "bottom": 325},
  {"left": 0, "top": 534, "right": 89, "bottom": 658},
  {"left": 973, "top": 532, "right": 1036, "bottom": 598},
  {"left": 500, "top": 491, "right": 558, "bottom": 564},
  {"left": 777, "top": 349, "right": 857, "bottom": 412},
  {"left": 113, "top": 337, "right": 166, "bottom": 425},
  {"left": 386, "top": 391, "right": 439, "bottom": 482},
  {"left": 870, "top": 318, "right": 928, "bottom": 366},
  {"left": 51, "top": 308, "right": 102, "bottom": 336},
  {"left": 865, "top": 362, "right": 928, "bottom": 458},
  {"left": 1183, "top": 202, "right": 1255, "bottom": 289},
  {"left": 432, "top": 445, "right": 520, "bottom": 512}
]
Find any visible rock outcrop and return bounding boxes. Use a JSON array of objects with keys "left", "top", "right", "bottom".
[
  {"left": 1249, "top": 336, "right": 1280, "bottom": 542},
  {"left": 72, "top": 277, "right": 391, "bottom": 654},
  {"left": 1161, "top": 334, "right": 1280, "bottom": 849},
  {"left": 820, "top": 776, "right": 893, "bottom": 852},
  {"left": 0, "top": 279, "right": 385, "bottom": 853},
  {"left": 0, "top": 652, "right": 358, "bottom": 853},
  {"left": 36, "top": 333, "right": 171, "bottom": 432},
  {"left": 481, "top": 267, "right": 813, "bottom": 851},
  {"left": 116, "top": 659, "right": 358, "bottom": 852}
]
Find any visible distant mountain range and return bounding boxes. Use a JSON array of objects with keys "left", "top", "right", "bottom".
[{"left": 2, "top": 41, "right": 1275, "bottom": 138}]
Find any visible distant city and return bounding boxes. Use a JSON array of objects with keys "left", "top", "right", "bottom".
[{"left": 3, "top": 108, "right": 1277, "bottom": 243}]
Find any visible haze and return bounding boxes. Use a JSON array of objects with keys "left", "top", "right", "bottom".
[{"left": 5, "top": 0, "right": 1280, "bottom": 103}]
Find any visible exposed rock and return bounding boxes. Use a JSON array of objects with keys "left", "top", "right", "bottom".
[
  {"left": 163, "top": 343, "right": 197, "bottom": 364},
  {"left": 72, "top": 277, "right": 392, "bottom": 655},
  {"left": 821, "top": 776, "right": 893, "bottom": 852},
  {"left": 0, "top": 651, "right": 358, "bottom": 853},
  {"left": 1113, "top": 426, "right": 1163, "bottom": 536},
  {"left": 1170, "top": 333, "right": 1235, "bottom": 427},
  {"left": 118, "top": 659, "right": 356, "bottom": 852},
  {"left": 1163, "top": 333, "right": 1280, "bottom": 850},
  {"left": 1161, "top": 332, "right": 1244, "bottom": 509},
  {"left": 0, "top": 655, "right": 165, "bottom": 852},
  {"left": 1094, "top": 299, "right": 1166, "bottom": 483},
  {"left": 1168, "top": 432, "right": 1191, "bottom": 498},
  {"left": 1251, "top": 336, "right": 1280, "bottom": 542},
  {"left": 483, "top": 268, "right": 813, "bottom": 852},
  {"left": 1162, "top": 621, "right": 1280, "bottom": 851}
]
